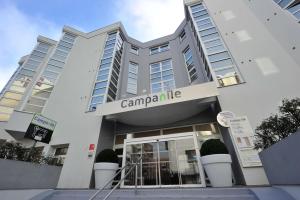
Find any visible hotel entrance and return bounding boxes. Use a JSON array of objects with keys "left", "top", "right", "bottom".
[{"left": 121, "top": 133, "right": 206, "bottom": 188}]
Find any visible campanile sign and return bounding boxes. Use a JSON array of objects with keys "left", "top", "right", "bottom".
[
  {"left": 96, "top": 82, "right": 219, "bottom": 116},
  {"left": 24, "top": 114, "right": 57, "bottom": 144}
]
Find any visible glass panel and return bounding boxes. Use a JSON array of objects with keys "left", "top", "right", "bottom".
[
  {"left": 163, "top": 126, "right": 193, "bottom": 135},
  {"left": 115, "top": 134, "right": 126, "bottom": 145},
  {"left": 201, "top": 32, "right": 220, "bottom": 42},
  {"left": 93, "top": 88, "right": 106, "bottom": 96},
  {"left": 210, "top": 58, "right": 233, "bottom": 69},
  {"left": 159, "top": 140, "right": 179, "bottom": 185},
  {"left": 124, "top": 144, "right": 142, "bottom": 186},
  {"left": 0, "top": 98, "right": 20, "bottom": 107},
  {"left": 196, "top": 123, "right": 221, "bottom": 146},
  {"left": 176, "top": 139, "right": 201, "bottom": 184},
  {"left": 0, "top": 113, "right": 10, "bottom": 121},
  {"left": 294, "top": 10, "right": 300, "bottom": 19},
  {"left": 23, "top": 104, "right": 43, "bottom": 113},
  {"left": 4, "top": 92, "right": 23, "bottom": 100},
  {"left": 27, "top": 97, "right": 46, "bottom": 107},
  {"left": 208, "top": 51, "right": 230, "bottom": 62},
  {"left": 32, "top": 89, "right": 51, "bottom": 99},
  {"left": 288, "top": 3, "right": 300, "bottom": 13},
  {"left": 95, "top": 81, "right": 107, "bottom": 89},
  {"left": 133, "top": 130, "right": 161, "bottom": 138},
  {"left": 206, "top": 44, "right": 225, "bottom": 54},
  {"left": 91, "top": 96, "right": 104, "bottom": 104},
  {"left": 278, "top": 0, "right": 293, "bottom": 8},
  {"left": 0, "top": 106, "right": 14, "bottom": 114}
]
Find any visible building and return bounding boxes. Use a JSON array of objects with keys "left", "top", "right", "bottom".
[{"left": 0, "top": 0, "right": 300, "bottom": 189}]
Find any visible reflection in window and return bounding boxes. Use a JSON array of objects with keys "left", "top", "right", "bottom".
[
  {"left": 127, "top": 62, "right": 138, "bottom": 94},
  {"left": 0, "top": 42, "right": 51, "bottom": 121},
  {"left": 24, "top": 32, "right": 77, "bottom": 114},
  {"left": 183, "top": 47, "right": 198, "bottom": 83},
  {"left": 150, "top": 59, "right": 175, "bottom": 93},
  {"left": 189, "top": 3, "right": 242, "bottom": 87},
  {"left": 195, "top": 123, "right": 221, "bottom": 145},
  {"left": 150, "top": 43, "right": 170, "bottom": 55},
  {"left": 130, "top": 45, "right": 139, "bottom": 55},
  {"left": 89, "top": 31, "right": 124, "bottom": 111}
]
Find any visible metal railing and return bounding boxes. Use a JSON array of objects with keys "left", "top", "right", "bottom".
[{"left": 88, "top": 156, "right": 142, "bottom": 200}]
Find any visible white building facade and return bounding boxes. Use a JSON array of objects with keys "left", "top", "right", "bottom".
[{"left": 0, "top": 0, "right": 300, "bottom": 188}]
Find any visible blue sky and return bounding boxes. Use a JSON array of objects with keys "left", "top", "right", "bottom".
[{"left": 0, "top": 0, "right": 184, "bottom": 91}]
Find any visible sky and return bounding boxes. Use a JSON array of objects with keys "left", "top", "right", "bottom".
[{"left": 0, "top": 0, "right": 184, "bottom": 91}]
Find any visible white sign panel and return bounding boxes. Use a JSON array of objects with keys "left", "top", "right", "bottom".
[
  {"left": 96, "top": 82, "right": 219, "bottom": 116},
  {"left": 229, "top": 116, "right": 262, "bottom": 167}
]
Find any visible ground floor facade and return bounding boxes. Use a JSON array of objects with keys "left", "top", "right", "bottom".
[{"left": 0, "top": 83, "right": 269, "bottom": 188}]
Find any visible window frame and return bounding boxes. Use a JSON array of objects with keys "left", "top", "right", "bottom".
[
  {"left": 150, "top": 43, "right": 170, "bottom": 55},
  {"left": 149, "top": 59, "right": 176, "bottom": 93}
]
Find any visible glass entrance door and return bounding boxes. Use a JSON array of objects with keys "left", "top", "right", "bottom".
[{"left": 121, "top": 133, "right": 205, "bottom": 188}]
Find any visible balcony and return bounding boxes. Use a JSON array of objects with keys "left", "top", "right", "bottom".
[{"left": 5, "top": 110, "right": 34, "bottom": 140}]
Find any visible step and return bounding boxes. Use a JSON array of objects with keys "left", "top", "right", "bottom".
[{"left": 41, "top": 188, "right": 258, "bottom": 200}]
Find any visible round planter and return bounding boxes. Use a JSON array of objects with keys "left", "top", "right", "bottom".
[
  {"left": 94, "top": 162, "right": 119, "bottom": 189},
  {"left": 201, "top": 154, "right": 232, "bottom": 187}
]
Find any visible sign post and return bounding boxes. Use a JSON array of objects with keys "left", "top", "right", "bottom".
[{"left": 24, "top": 114, "right": 57, "bottom": 160}]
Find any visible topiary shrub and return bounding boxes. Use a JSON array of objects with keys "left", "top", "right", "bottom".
[
  {"left": 95, "top": 149, "right": 118, "bottom": 163},
  {"left": 200, "top": 139, "right": 229, "bottom": 157}
]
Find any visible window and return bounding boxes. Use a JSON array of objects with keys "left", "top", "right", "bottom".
[
  {"left": 179, "top": 30, "right": 186, "bottom": 42},
  {"left": 189, "top": 3, "right": 241, "bottom": 87},
  {"left": 273, "top": 0, "right": 300, "bottom": 20},
  {"left": 183, "top": 47, "right": 198, "bottom": 83},
  {"left": 150, "top": 43, "right": 170, "bottom": 55},
  {"left": 0, "top": 42, "right": 52, "bottom": 121},
  {"left": 130, "top": 45, "right": 139, "bottom": 55},
  {"left": 150, "top": 59, "right": 175, "bottom": 93},
  {"left": 89, "top": 31, "right": 124, "bottom": 111},
  {"left": 23, "top": 33, "right": 77, "bottom": 114},
  {"left": 52, "top": 146, "right": 69, "bottom": 166},
  {"left": 127, "top": 62, "right": 138, "bottom": 94}
]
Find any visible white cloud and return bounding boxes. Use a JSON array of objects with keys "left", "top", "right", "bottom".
[
  {"left": 0, "top": 2, "right": 61, "bottom": 92},
  {"left": 115, "top": 0, "right": 184, "bottom": 42}
]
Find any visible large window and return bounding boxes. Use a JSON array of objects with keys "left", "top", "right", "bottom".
[
  {"left": 89, "top": 31, "right": 124, "bottom": 111},
  {"left": 127, "top": 62, "right": 138, "bottom": 94},
  {"left": 189, "top": 3, "right": 241, "bottom": 87},
  {"left": 183, "top": 47, "right": 198, "bottom": 83},
  {"left": 23, "top": 33, "right": 77, "bottom": 114},
  {"left": 150, "top": 43, "right": 170, "bottom": 55},
  {"left": 130, "top": 45, "right": 139, "bottom": 55},
  {"left": 150, "top": 59, "right": 175, "bottom": 93},
  {"left": 0, "top": 42, "right": 51, "bottom": 121}
]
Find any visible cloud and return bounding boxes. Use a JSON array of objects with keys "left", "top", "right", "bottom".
[
  {"left": 115, "top": 0, "right": 184, "bottom": 42},
  {"left": 0, "top": 1, "right": 61, "bottom": 92}
]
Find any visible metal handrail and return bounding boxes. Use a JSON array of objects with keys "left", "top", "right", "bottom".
[{"left": 88, "top": 155, "right": 143, "bottom": 200}]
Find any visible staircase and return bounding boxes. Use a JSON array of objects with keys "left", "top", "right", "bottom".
[{"left": 32, "top": 188, "right": 258, "bottom": 200}]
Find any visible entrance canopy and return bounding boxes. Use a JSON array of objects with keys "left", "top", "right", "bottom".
[{"left": 96, "top": 82, "right": 219, "bottom": 126}]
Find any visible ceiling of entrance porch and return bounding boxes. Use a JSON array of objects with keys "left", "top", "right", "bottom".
[{"left": 105, "top": 96, "right": 217, "bottom": 126}]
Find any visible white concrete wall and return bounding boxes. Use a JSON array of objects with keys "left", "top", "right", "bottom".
[
  {"left": 204, "top": 0, "right": 300, "bottom": 185},
  {"left": 41, "top": 29, "right": 109, "bottom": 188}
]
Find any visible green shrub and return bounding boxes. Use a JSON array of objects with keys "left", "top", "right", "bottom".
[
  {"left": 200, "top": 139, "right": 229, "bottom": 156},
  {"left": 95, "top": 149, "right": 118, "bottom": 163},
  {"left": 0, "top": 140, "right": 60, "bottom": 166}
]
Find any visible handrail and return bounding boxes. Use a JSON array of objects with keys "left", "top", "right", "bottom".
[{"left": 88, "top": 155, "right": 143, "bottom": 200}]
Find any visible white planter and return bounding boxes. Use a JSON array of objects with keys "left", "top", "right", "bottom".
[
  {"left": 94, "top": 162, "right": 119, "bottom": 189},
  {"left": 201, "top": 154, "right": 232, "bottom": 187}
]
